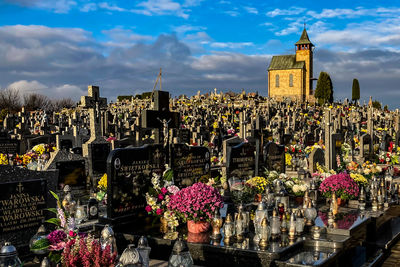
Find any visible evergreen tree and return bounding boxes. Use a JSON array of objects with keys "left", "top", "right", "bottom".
[
  {"left": 315, "top": 72, "right": 334, "bottom": 105},
  {"left": 352, "top": 79, "right": 360, "bottom": 103}
]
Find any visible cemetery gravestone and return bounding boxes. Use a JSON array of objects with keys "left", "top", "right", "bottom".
[
  {"left": 105, "top": 144, "right": 166, "bottom": 223},
  {"left": 331, "top": 133, "right": 344, "bottom": 170},
  {"left": 0, "top": 166, "right": 57, "bottom": 249},
  {"left": 360, "top": 134, "right": 372, "bottom": 159},
  {"left": 263, "top": 142, "right": 285, "bottom": 173},
  {"left": 227, "top": 142, "right": 256, "bottom": 179},
  {"left": 308, "top": 148, "right": 324, "bottom": 174},
  {"left": 171, "top": 144, "right": 210, "bottom": 187},
  {"left": 56, "top": 160, "right": 86, "bottom": 190},
  {"left": 0, "top": 139, "right": 20, "bottom": 155}
]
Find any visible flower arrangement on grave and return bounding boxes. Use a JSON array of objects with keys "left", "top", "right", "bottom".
[
  {"left": 167, "top": 182, "right": 223, "bottom": 233},
  {"left": 341, "top": 143, "right": 352, "bottom": 163},
  {"left": 61, "top": 235, "right": 117, "bottom": 267},
  {"left": 347, "top": 161, "right": 360, "bottom": 173},
  {"left": 285, "top": 153, "right": 292, "bottom": 166},
  {"left": 361, "top": 162, "right": 382, "bottom": 178},
  {"left": 319, "top": 172, "right": 359, "bottom": 201},
  {"left": 97, "top": 173, "right": 107, "bottom": 201},
  {"left": 30, "top": 191, "right": 102, "bottom": 264},
  {"left": 378, "top": 151, "right": 399, "bottom": 165},
  {"left": 145, "top": 169, "right": 180, "bottom": 230},
  {"left": 246, "top": 176, "right": 270, "bottom": 194},
  {"left": 284, "top": 177, "right": 309, "bottom": 197},
  {"left": 350, "top": 173, "right": 369, "bottom": 188}
]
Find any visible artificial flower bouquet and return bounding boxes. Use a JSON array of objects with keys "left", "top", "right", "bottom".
[
  {"left": 246, "top": 176, "right": 270, "bottom": 194},
  {"left": 167, "top": 182, "right": 223, "bottom": 223},
  {"left": 285, "top": 177, "right": 309, "bottom": 197},
  {"left": 319, "top": 172, "right": 359, "bottom": 200},
  {"left": 350, "top": 173, "right": 369, "bottom": 188}
]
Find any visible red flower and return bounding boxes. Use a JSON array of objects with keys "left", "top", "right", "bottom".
[
  {"left": 161, "top": 187, "right": 168, "bottom": 194},
  {"left": 158, "top": 194, "right": 164, "bottom": 200},
  {"left": 69, "top": 230, "right": 77, "bottom": 238},
  {"left": 145, "top": 205, "right": 152, "bottom": 212},
  {"left": 156, "top": 208, "right": 163, "bottom": 215}
]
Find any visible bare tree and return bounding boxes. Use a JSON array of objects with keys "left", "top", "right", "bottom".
[
  {"left": 0, "top": 88, "right": 22, "bottom": 113},
  {"left": 23, "top": 93, "right": 52, "bottom": 111},
  {"left": 52, "top": 98, "right": 75, "bottom": 111}
]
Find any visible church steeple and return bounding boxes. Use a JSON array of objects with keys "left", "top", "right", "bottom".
[{"left": 295, "top": 28, "right": 313, "bottom": 51}]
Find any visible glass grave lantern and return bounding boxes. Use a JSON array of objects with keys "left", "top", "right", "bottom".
[
  {"left": 116, "top": 244, "right": 143, "bottom": 267},
  {"left": 270, "top": 209, "right": 281, "bottom": 240},
  {"left": 168, "top": 239, "right": 193, "bottom": 267},
  {"left": 295, "top": 209, "right": 305, "bottom": 235},
  {"left": 0, "top": 242, "right": 22, "bottom": 267},
  {"left": 223, "top": 214, "right": 235, "bottom": 245},
  {"left": 29, "top": 225, "right": 48, "bottom": 256},
  {"left": 305, "top": 201, "right": 317, "bottom": 227},
  {"left": 254, "top": 201, "right": 268, "bottom": 244},
  {"left": 100, "top": 224, "right": 118, "bottom": 254},
  {"left": 137, "top": 236, "right": 151, "bottom": 267},
  {"left": 235, "top": 211, "right": 246, "bottom": 243},
  {"left": 258, "top": 218, "right": 270, "bottom": 250}
]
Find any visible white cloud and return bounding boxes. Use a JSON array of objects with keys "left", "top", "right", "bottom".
[
  {"left": 6, "top": 0, "right": 77, "bottom": 13},
  {"left": 244, "top": 6, "right": 258, "bottom": 15},
  {"left": 210, "top": 42, "right": 254, "bottom": 49},
  {"left": 102, "top": 28, "right": 154, "bottom": 47},
  {"left": 224, "top": 10, "right": 240, "bottom": 17},
  {"left": 134, "top": 0, "right": 189, "bottom": 19},
  {"left": 80, "top": 3, "right": 97, "bottom": 12},
  {"left": 266, "top": 7, "right": 306, "bottom": 17},
  {"left": 98, "top": 2, "right": 127, "bottom": 12},
  {"left": 8, "top": 80, "right": 47, "bottom": 92}
]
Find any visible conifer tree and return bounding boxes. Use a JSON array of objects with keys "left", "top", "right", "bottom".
[{"left": 352, "top": 78, "right": 360, "bottom": 103}]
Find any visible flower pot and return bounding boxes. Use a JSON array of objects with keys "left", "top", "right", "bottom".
[
  {"left": 337, "top": 198, "right": 347, "bottom": 207},
  {"left": 160, "top": 217, "right": 168, "bottom": 233},
  {"left": 254, "top": 193, "right": 262, "bottom": 202},
  {"left": 187, "top": 220, "right": 210, "bottom": 234}
]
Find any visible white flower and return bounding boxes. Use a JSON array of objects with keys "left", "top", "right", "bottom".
[{"left": 292, "top": 184, "right": 300, "bottom": 193}]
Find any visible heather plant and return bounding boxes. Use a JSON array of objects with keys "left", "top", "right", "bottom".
[
  {"left": 319, "top": 172, "right": 359, "bottom": 200},
  {"left": 167, "top": 182, "right": 223, "bottom": 222},
  {"left": 61, "top": 236, "right": 117, "bottom": 267}
]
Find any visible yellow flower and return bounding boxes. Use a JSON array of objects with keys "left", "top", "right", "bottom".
[
  {"left": 0, "top": 154, "right": 8, "bottom": 165},
  {"left": 98, "top": 173, "right": 107, "bottom": 191}
]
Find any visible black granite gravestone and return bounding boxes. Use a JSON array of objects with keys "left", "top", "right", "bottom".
[
  {"left": 0, "top": 139, "right": 20, "bottom": 155},
  {"left": 105, "top": 144, "right": 166, "bottom": 223},
  {"left": 56, "top": 160, "right": 86, "bottom": 190},
  {"left": 171, "top": 144, "right": 210, "bottom": 187},
  {"left": 178, "top": 129, "right": 190, "bottom": 144},
  {"left": 227, "top": 142, "right": 256, "bottom": 179},
  {"left": 263, "top": 142, "right": 285, "bottom": 173},
  {"left": 91, "top": 143, "right": 110, "bottom": 175},
  {"left": 0, "top": 166, "right": 57, "bottom": 251}
]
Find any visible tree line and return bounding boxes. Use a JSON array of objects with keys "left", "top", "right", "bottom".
[{"left": 0, "top": 88, "right": 75, "bottom": 114}]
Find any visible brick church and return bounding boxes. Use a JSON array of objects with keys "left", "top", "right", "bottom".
[{"left": 268, "top": 28, "right": 315, "bottom": 102}]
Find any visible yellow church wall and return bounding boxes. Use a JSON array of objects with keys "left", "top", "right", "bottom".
[
  {"left": 268, "top": 69, "right": 304, "bottom": 101},
  {"left": 296, "top": 49, "right": 312, "bottom": 97}
]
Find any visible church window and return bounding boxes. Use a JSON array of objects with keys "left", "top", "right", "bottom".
[
  {"left": 275, "top": 74, "right": 279, "bottom": 87},
  {"left": 289, "top": 74, "right": 293, "bottom": 87}
]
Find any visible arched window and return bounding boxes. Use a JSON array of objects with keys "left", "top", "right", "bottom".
[
  {"left": 275, "top": 74, "right": 279, "bottom": 87},
  {"left": 289, "top": 74, "right": 293, "bottom": 87}
]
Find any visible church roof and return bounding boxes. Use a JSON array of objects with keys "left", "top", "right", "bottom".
[
  {"left": 268, "top": 55, "right": 305, "bottom": 70},
  {"left": 295, "top": 28, "right": 313, "bottom": 46}
]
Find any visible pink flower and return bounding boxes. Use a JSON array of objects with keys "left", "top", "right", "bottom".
[
  {"left": 69, "top": 230, "right": 77, "bottom": 238},
  {"left": 145, "top": 205, "right": 152, "bottom": 212},
  {"left": 161, "top": 187, "right": 168, "bottom": 194},
  {"left": 158, "top": 194, "right": 164, "bottom": 200},
  {"left": 156, "top": 208, "right": 163, "bottom": 215}
]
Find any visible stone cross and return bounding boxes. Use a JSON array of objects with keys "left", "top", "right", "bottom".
[
  {"left": 80, "top": 85, "right": 107, "bottom": 141},
  {"left": 324, "top": 109, "right": 333, "bottom": 170}
]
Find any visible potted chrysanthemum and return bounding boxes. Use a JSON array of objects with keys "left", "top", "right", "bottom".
[
  {"left": 167, "top": 182, "right": 223, "bottom": 234},
  {"left": 319, "top": 172, "right": 359, "bottom": 206}
]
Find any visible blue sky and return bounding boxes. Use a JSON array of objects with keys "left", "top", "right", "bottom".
[{"left": 1, "top": 0, "right": 400, "bottom": 107}]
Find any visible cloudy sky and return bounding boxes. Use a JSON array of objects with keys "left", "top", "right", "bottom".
[{"left": 1, "top": 0, "right": 400, "bottom": 107}]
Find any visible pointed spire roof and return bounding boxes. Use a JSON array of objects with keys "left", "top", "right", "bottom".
[{"left": 295, "top": 28, "right": 313, "bottom": 46}]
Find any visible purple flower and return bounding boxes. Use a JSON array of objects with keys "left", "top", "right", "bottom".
[{"left": 47, "top": 230, "right": 67, "bottom": 245}]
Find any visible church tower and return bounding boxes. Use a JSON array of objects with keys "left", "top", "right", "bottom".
[{"left": 295, "top": 28, "right": 314, "bottom": 100}]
